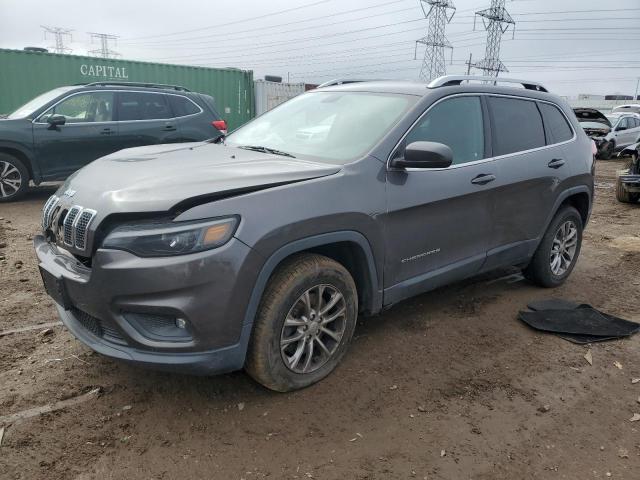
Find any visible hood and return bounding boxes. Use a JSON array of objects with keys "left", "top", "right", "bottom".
[
  {"left": 573, "top": 108, "right": 611, "bottom": 128},
  {"left": 61, "top": 142, "right": 342, "bottom": 213}
]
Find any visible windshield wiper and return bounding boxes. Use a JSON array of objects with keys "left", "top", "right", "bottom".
[{"left": 237, "top": 145, "right": 296, "bottom": 158}]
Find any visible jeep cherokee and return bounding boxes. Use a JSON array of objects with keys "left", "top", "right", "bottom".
[{"left": 34, "top": 76, "right": 594, "bottom": 391}]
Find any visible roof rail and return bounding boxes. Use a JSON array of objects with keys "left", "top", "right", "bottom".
[
  {"left": 428, "top": 75, "right": 548, "bottom": 93},
  {"left": 317, "top": 79, "right": 378, "bottom": 88},
  {"left": 84, "top": 81, "right": 191, "bottom": 92}
]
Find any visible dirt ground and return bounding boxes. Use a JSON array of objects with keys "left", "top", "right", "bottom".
[{"left": 1, "top": 159, "right": 639, "bottom": 480}]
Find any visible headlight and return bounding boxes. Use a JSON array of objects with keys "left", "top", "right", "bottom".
[{"left": 102, "top": 216, "right": 239, "bottom": 257}]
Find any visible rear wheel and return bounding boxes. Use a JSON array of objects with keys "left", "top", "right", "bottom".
[
  {"left": 524, "top": 206, "right": 583, "bottom": 288},
  {"left": 616, "top": 175, "right": 639, "bottom": 203},
  {"left": 0, "top": 153, "right": 29, "bottom": 202},
  {"left": 599, "top": 141, "right": 614, "bottom": 160},
  {"left": 245, "top": 253, "right": 358, "bottom": 392}
]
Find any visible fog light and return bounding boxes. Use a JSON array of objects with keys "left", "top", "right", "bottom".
[{"left": 175, "top": 318, "right": 187, "bottom": 329}]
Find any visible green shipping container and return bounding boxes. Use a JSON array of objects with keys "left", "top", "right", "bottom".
[{"left": 0, "top": 48, "right": 254, "bottom": 129}]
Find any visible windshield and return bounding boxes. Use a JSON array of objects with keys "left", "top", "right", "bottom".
[
  {"left": 7, "top": 86, "right": 75, "bottom": 119},
  {"left": 226, "top": 91, "right": 416, "bottom": 164}
]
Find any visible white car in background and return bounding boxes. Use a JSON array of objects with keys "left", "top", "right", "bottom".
[
  {"left": 599, "top": 112, "right": 640, "bottom": 159},
  {"left": 611, "top": 104, "right": 640, "bottom": 114}
]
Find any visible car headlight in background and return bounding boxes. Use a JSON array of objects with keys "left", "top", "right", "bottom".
[{"left": 103, "top": 216, "right": 239, "bottom": 257}]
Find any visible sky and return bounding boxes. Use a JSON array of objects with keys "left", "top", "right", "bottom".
[{"left": 1, "top": 0, "right": 639, "bottom": 98}]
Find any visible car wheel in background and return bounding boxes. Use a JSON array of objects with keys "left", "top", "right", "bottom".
[
  {"left": 0, "top": 153, "right": 29, "bottom": 202},
  {"left": 245, "top": 253, "right": 358, "bottom": 392},
  {"left": 616, "top": 175, "right": 639, "bottom": 204},
  {"left": 524, "top": 206, "right": 583, "bottom": 288}
]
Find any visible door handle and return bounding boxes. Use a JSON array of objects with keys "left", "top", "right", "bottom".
[
  {"left": 100, "top": 128, "right": 113, "bottom": 135},
  {"left": 163, "top": 125, "right": 177, "bottom": 131},
  {"left": 548, "top": 158, "right": 565, "bottom": 169},
  {"left": 471, "top": 173, "right": 496, "bottom": 185}
]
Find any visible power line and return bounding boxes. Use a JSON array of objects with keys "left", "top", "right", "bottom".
[
  {"left": 148, "top": 21, "right": 429, "bottom": 61},
  {"left": 122, "top": 0, "right": 413, "bottom": 46},
  {"left": 88, "top": 32, "right": 120, "bottom": 58},
  {"left": 416, "top": 0, "right": 457, "bottom": 82},
  {"left": 124, "top": 0, "right": 333, "bottom": 41},
  {"left": 41, "top": 25, "right": 72, "bottom": 54}
]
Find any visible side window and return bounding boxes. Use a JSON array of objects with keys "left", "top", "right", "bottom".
[
  {"left": 40, "top": 92, "right": 114, "bottom": 123},
  {"left": 539, "top": 102, "right": 573, "bottom": 144},
  {"left": 168, "top": 95, "right": 201, "bottom": 117},
  {"left": 488, "top": 97, "right": 546, "bottom": 156},
  {"left": 405, "top": 96, "right": 485, "bottom": 165},
  {"left": 116, "top": 92, "right": 172, "bottom": 121}
]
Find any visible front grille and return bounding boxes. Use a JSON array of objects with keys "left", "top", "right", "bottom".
[
  {"left": 42, "top": 195, "right": 59, "bottom": 229},
  {"left": 42, "top": 195, "right": 97, "bottom": 253},
  {"left": 74, "top": 210, "right": 95, "bottom": 250},
  {"left": 63, "top": 207, "right": 80, "bottom": 245},
  {"left": 72, "top": 308, "right": 127, "bottom": 345}
]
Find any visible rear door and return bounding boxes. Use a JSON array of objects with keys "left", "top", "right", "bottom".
[
  {"left": 613, "top": 117, "right": 635, "bottom": 148},
  {"left": 483, "top": 96, "right": 574, "bottom": 270},
  {"left": 167, "top": 93, "right": 216, "bottom": 142},
  {"left": 384, "top": 95, "right": 498, "bottom": 304},
  {"left": 32, "top": 91, "right": 119, "bottom": 179},
  {"left": 115, "top": 91, "right": 181, "bottom": 150}
]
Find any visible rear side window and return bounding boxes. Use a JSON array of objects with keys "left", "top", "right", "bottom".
[
  {"left": 405, "top": 96, "right": 485, "bottom": 165},
  {"left": 539, "top": 103, "right": 573, "bottom": 144},
  {"left": 168, "top": 95, "right": 201, "bottom": 117},
  {"left": 116, "top": 92, "right": 172, "bottom": 121},
  {"left": 488, "top": 97, "right": 546, "bottom": 156}
]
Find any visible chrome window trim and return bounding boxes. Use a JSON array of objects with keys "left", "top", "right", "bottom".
[
  {"left": 387, "top": 92, "right": 577, "bottom": 172},
  {"left": 32, "top": 89, "right": 203, "bottom": 125}
]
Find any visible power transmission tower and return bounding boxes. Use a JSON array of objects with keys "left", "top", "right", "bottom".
[
  {"left": 472, "top": 0, "right": 515, "bottom": 77},
  {"left": 88, "top": 32, "right": 120, "bottom": 58},
  {"left": 41, "top": 26, "right": 73, "bottom": 54},
  {"left": 415, "top": 0, "right": 456, "bottom": 82}
]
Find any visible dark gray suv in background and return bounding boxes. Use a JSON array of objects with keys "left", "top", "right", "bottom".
[
  {"left": 0, "top": 82, "right": 227, "bottom": 201},
  {"left": 35, "top": 76, "right": 594, "bottom": 391}
]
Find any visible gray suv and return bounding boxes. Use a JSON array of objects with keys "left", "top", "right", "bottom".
[{"left": 34, "top": 76, "right": 594, "bottom": 391}]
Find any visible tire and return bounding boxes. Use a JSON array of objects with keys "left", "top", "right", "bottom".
[
  {"left": 616, "top": 175, "right": 639, "bottom": 203},
  {"left": 245, "top": 253, "right": 358, "bottom": 392},
  {"left": 599, "top": 141, "right": 614, "bottom": 160},
  {"left": 0, "top": 153, "right": 29, "bottom": 202},
  {"left": 523, "top": 206, "right": 583, "bottom": 288}
]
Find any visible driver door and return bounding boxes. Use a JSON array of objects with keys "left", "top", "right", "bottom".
[
  {"left": 32, "top": 91, "right": 119, "bottom": 180},
  {"left": 383, "top": 95, "right": 497, "bottom": 305}
]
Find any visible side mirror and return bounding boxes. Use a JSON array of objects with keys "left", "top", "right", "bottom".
[
  {"left": 47, "top": 114, "right": 66, "bottom": 127},
  {"left": 615, "top": 124, "right": 627, "bottom": 131},
  {"left": 390, "top": 141, "right": 453, "bottom": 169}
]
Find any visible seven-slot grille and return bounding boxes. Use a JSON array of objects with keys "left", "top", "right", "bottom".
[
  {"left": 42, "top": 195, "right": 97, "bottom": 253},
  {"left": 41, "top": 195, "right": 59, "bottom": 230}
]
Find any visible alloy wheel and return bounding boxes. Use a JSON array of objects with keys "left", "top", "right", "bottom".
[
  {"left": 0, "top": 160, "right": 22, "bottom": 199},
  {"left": 549, "top": 220, "right": 578, "bottom": 276},
  {"left": 280, "top": 284, "right": 347, "bottom": 374}
]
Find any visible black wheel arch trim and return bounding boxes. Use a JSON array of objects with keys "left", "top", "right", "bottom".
[
  {"left": 0, "top": 141, "right": 40, "bottom": 182},
  {"left": 235, "top": 231, "right": 382, "bottom": 367},
  {"left": 536, "top": 186, "right": 592, "bottom": 249}
]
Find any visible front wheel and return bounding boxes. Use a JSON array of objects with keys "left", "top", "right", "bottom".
[
  {"left": 524, "top": 206, "right": 583, "bottom": 288},
  {"left": 0, "top": 153, "right": 29, "bottom": 202},
  {"left": 245, "top": 253, "right": 358, "bottom": 392}
]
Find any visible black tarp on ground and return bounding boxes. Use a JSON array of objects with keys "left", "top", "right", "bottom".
[{"left": 518, "top": 299, "right": 640, "bottom": 344}]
